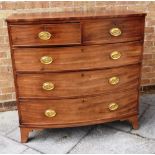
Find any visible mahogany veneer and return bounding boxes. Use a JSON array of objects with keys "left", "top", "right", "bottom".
[
  {"left": 17, "top": 65, "right": 140, "bottom": 99},
  {"left": 10, "top": 23, "right": 81, "bottom": 46},
  {"left": 6, "top": 10, "right": 146, "bottom": 143},
  {"left": 14, "top": 42, "right": 142, "bottom": 72}
]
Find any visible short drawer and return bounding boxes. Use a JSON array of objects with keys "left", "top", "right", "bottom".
[
  {"left": 83, "top": 17, "right": 145, "bottom": 44},
  {"left": 13, "top": 42, "right": 142, "bottom": 72},
  {"left": 10, "top": 23, "right": 81, "bottom": 46},
  {"left": 19, "top": 88, "right": 138, "bottom": 125},
  {"left": 17, "top": 65, "right": 140, "bottom": 99}
]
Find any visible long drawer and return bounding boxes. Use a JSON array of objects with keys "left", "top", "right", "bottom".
[
  {"left": 17, "top": 65, "right": 140, "bottom": 99},
  {"left": 13, "top": 42, "right": 142, "bottom": 72},
  {"left": 19, "top": 88, "right": 138, "bottom": 125}
]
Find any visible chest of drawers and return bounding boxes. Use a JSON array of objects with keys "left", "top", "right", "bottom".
[{"left": 6, "top": 11, "right": 146, "bottom": 143}]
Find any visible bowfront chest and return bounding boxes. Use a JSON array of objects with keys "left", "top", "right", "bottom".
[{"left": 6, "top": 11, "right": 146, "bottom": 143}]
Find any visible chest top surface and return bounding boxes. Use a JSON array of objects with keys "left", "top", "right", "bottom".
[{"left": 6, "top": 10, "right": 146, "bottom": 23}]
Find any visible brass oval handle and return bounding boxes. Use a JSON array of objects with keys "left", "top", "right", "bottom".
[
  {"left": 42, "top": 82, "right": 54, "bottom": 91},
  {"left": 108, "top": 103, "right": 119, "bottom": 111},
  {"left": 109, "top": 27, "right": 122, "bottom": 37},
  {"left": 109, "top": 76, "right": 120, "bottom": 85},
  {"left": 110, "top": 51, "right": 121, "bottom": 60},
  {"left": 44, "top": 109, "right": 56, "bottom": 117},
  {"left": 38, "top": 31, "right": 52, "bottom": 40},
  {"left": 40, "top": 56, "right": 53, "bottom": 65}
]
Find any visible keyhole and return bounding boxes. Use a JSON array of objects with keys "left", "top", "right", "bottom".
[{"left": 81, "top": 73, "right": 85, "bottom": 77}]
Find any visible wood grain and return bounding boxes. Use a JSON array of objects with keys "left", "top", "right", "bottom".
[
  {"left": 13, "top": 42, "right": 142, "bottom": 72},
  {"left": 83, "top": 17, "right": 145, "bottom": 44},
  {"left": 10, "top": 23, "right": 81, "bottom": 46},
  {"left": 19, "top": 87, "right": 138, "bottom": 125},
  {"left": 17, "top": 64, "right": 140, "bottom": 99},
  {"left": 6, "top": 10, "right": 146, "bottom": 24}
]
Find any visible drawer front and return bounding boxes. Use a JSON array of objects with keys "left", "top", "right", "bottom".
[
  {"left": 10, "top": 23, "right": 81, "bottom": 46},
  {"left": 14, "top": 42, "right": 142, "bottom": 72},
  {"left": 83, "top": 17, "right": 145, "bottom": 44},
  {"left": 19, "top": 88, "right": 138, "bottom": 125},
  {"left": 17, "top": 65, "right": 140, "bottom": 99}
]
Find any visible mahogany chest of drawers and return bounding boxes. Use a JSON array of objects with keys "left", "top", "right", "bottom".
[{"left": 6, "top": 11, "right": 146, "bottom": 143}]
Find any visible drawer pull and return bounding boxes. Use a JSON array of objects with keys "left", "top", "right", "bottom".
[
  {"left": 109, "top": 28, "right": 122, "bottom": 37},
  {"left": 108, "top": 103, "right": 119, "bottom": 111},
  {"left": 38, "top": 31, "right": 52, "bottom": 40},
  {"left": 42, "top": 82, "right": 54, "bottom": 91},
  {"left": 110, "top": 51, "right": 121, "bottom": 60},
  {"left": 40, "top": 56, "right": 53, "bottom": 64},
  {"left": 109, "top": 76, "right": 119, "bottom": 85},
  {"left": 44, "top": 109, "right": 56, "bottom": 117}
]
